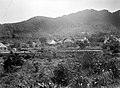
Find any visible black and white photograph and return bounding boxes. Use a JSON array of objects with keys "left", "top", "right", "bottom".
[{"left": 0, "top": 0, "right": 120, "bottom": 88}]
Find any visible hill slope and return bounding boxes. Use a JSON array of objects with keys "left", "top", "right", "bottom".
[{"left": 0, "top": 9, "right": 120, "bottom": 41}]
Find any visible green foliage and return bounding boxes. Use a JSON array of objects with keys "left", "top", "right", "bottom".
[
  {"left": 39, "top": 37, "right": 47, "bottom": 43},
  {"left": 51, "top": 64, "right": 71, "bottom": 87},
  {"left": 0, "top": 48, "right": 120, "bottom": 88},
  {"left": 102, "top": 37, "right": 120, "bottom": 53},
  {"left": 75, "top": 40, "right": 86, "bottom": 49},
  {"left": 3, "top": 53, "right": 24, "bottom": 73}
]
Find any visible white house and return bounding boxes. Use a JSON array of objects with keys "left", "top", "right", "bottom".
[
  {"left": 81, "top": 37, "right": 90, "bottom": 43},
  {"left": 76, "top": 37, "right": 90, "bottom": 43},
  {"left": 63, "top": 38, "right": 74, "bottom": 44},
  {"left": 0, "top": 43, "right": 8, "bottom": 52},
  {"left": 47, "top": 40, "right": 57, "bottom": 45}
]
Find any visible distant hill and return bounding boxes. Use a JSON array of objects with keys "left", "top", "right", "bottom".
[{"left": 0, "top": 9, "right": 120, "bottom": 42}]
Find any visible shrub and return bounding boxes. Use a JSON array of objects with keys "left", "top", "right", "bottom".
[
  {"left": 3, "top": 53, "right": 24, "bottom": 73},
  {"left": 51, "top": 64, "right": 71, "bottom": 87}
]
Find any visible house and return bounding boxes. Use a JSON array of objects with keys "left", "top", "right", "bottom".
[
  {"left": 75, "top": 37, "right": 90, "bottom": 44},
  {"left": 62, "top": 38, "right": 75, "bottom": 48},
  {"left": 47, "top": 40, "right": 57, "bottom": 45},
  {"left": 63, "top": 38, "right": 74, "bottom": 44},
  {"left": 57, "top": 40, "right": 63, "bottom": 44},
  {"left": 80, "top": 37, "right": 90, "bottom": 43},
  {"left": 32, "top": 42, "right": 37, "bottom": 48},
  {"left": 0, "top": 43, "right": 8, "bottom": 52}
]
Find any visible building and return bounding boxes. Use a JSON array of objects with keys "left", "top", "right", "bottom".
[
  {"left": 62, "top": 38, "right": 75, "bottom": 48},
  {"left": 63, "top": 38, "right": 74, "bottom": 44},
  {"left": 75, "top": 37, "right": 90, "bottom": 44},
  {"left": 20, "top": 43, "right": 29, "bottom": 48},
  {"left": 0, "top": 43, "right": 8, "bottom": 52},
  {"left": 47, "top": 40, "right": 57, "bottom": 45}
]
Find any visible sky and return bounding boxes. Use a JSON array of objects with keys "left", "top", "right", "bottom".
[{"left": 0, "top": 0, "right": 120, "bottom": 23}]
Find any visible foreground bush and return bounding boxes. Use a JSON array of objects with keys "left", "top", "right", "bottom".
[
  {"left": 51, "top": 64, "right": 72, "bottom": 87},
  {"left": 0, "top": 50, "right": 120, "bottom": 88},
  {"left": 3, "top": 53, "right": 24, "bottom": 73}
]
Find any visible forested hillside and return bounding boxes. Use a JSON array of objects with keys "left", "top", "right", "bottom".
[{"left": 0, "top": 9, "right": 120, "bottom": 41}]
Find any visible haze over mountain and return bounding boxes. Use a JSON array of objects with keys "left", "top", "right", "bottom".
[{"left": 0, "top": 9, "right": 120, "bottom": 41}]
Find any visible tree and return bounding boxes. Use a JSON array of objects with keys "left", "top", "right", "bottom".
[
  {"left": 27, "top": 41, "right": 33, "bottom": 47},
  {"left": 51, "top": 64, "right": 71, "bottom": 87},
  {"left": 39, "top": 37, "right": 47, "bottom": 46},
  {"left": 3, "top": 53, "right": 24, "bottom": 73},
  {"left": 75, "top": 40, "right": 86, "bottom": 49},
  {"left": 13, "top": 42, "right": 20, "bottom": 48},
  {"left": 102, "top": 36, "right": 120, "bottom": 54}
]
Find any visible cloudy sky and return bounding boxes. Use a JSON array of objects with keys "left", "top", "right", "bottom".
[{"left": 0, "top": 0, "right": 120, "bottom": 23}]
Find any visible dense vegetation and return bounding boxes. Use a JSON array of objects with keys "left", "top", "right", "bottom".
[{"left": 0, "top": 47, "right": 120, "bottom": 88}]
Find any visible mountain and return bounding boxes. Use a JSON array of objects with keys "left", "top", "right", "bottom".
[{"left": 0, "top": 9, "right": 120, "bottom": 42}]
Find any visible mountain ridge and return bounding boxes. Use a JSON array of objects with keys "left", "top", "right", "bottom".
[{"left": 0, "top": 9, "right": 120, "bottom": 42}]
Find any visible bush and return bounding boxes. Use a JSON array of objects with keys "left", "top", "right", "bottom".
[
  {"left": 51, "top": 64, "right": 71, "bottom": 87},
  {"left": 102, "top": 37, "right": 120, "bottom": 54},
  {"left": 3, "top": 53, "right": 24, "bottom": 73}
]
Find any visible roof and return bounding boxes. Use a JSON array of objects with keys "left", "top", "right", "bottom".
[
  {"left": 64, "top": 39, "right": 74, "bottom": 43},
  {"left": 47, "top": 40, "right": 57, "bottom": 45},
  {"left": 0, "top": 43, "right": 7, "bottom": 48}
]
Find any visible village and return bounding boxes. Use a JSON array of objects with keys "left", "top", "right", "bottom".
[
  {"left": 0, "top": 36, "right": 91, "bottom": 53},
  {"left": 1, "top": 35, "right": 119, "bottom": 54},
  {"left": 0, "top": 34, "right": 120, "bottom": 58},
  {"left": 0, "top": 34, "right": 120, "bottom": 88}
]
